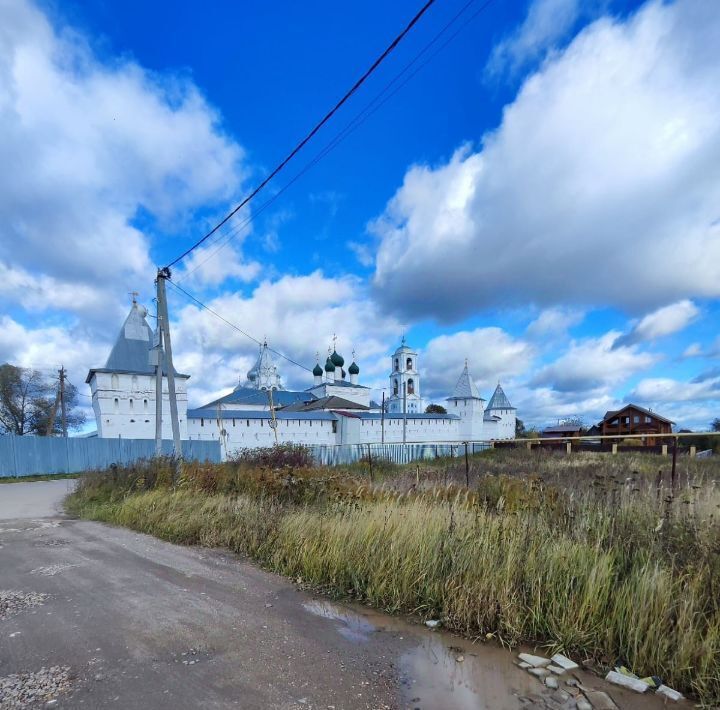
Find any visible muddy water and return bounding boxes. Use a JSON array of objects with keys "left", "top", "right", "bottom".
[{"left": 302, "top": 600, "right": 687, "bottom": 710}]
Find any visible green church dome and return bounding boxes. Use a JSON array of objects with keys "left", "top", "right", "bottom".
[
  {"left": 348, "top": 361, "right": 360, "bottom": 375},
  {"left": 330, "top": 350, "right": 344, "bottom": 367},
  {"left": 324, "top": 356, "right": 335, "bottom": 372},
  {"left": 313, "top": 363, "right": 323, "bottom": 377}
]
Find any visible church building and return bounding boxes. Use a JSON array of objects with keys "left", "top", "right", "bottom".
[{"left": 86, "top": 301, "right": 516, "bottom": 455}]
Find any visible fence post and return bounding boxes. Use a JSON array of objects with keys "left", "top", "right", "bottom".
[
  {"left": 661, "top": 444, "right": 668, "bottom": 456},
  {"left": 612, "top": 443, "right": 618, "bottom": 455},
  {"left": 367, "top": 443, "right": 374, "bottom": 483},
  {"left": 671, "top": 437, "right": 678, "bottom": 492},
  {"left": 690, "top": 445, "right": 696, "bottom": 458},
  {"left": 464, "top": 442, "right": 469, "bottom": 488},
  {"left": 566, "top": 441, "right": 572, "bottom": 455}
]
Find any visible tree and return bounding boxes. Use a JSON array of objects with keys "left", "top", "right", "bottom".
[
  {"left": 711, "top": 418, "right": 720, "bottom": 432},
  {"left": 425, "top": 403, "right": 447, "bottom": 414},
  {"left": 515, "top": 418, "right": 526, "bottom": 437},
  {"left": 0, "top": 364, "right": 85, "bottom": 435}
]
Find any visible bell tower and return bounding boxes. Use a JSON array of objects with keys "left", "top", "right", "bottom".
[{"left": 387, "top": 337, "right": 423, "bottom": 414}]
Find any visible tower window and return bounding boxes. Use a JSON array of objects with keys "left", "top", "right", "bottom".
[
  {"left": 393, "top": 380, "right": 399, "bottom": 396},
  {"left": 129, "top": 398, "right": 134, "bottom": 412},
  {"left": 113, "top": 397, "right": 119, "bottom": 413},
  {"left": 406, "top": 357, "right": 413, "bottom": 370},
  {"left": 394, "top": 358, "right": 399, "bottom": 372},
  {"left": 143, "top": 399, "right": 148, "bottom": 412},
  {"left": 407, "top": 378, "right": 415, "bottom": 395}
]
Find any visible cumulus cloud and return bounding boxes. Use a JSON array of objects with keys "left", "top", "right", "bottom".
[
  {"left": 629, "top": 376, "right": 720, "bottom": 403},
  {"left": 167, "top": 271, "right": 403, "bottom": 406},
  {"left": 614, "top": 299, "right": 699, "bottom": 347},
  {"left": 421, "top": 327, "right": 534, "bottom": 399},
  {"left": 486, "top": 0, "right": 583, "bottom": 78},
  {"left": 0, "top": 0, "right": 245, "bottom": 320},
  {"left": 526, "top": 306, "right": 584, "bottom": 339},
  {"left": 371, "top": 0, "right": 720, "bottom": 321},
  {"left": 531, "top": 331, "right": 657, "bottom": 393}
]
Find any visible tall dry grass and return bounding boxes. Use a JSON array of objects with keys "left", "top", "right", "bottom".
[{"left": 66, "top": 451, "right": 720, "bottom": 705}]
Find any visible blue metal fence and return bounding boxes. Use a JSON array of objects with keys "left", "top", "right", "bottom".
[
  {"left": 0, "top": 436, "right": 221, "bottom": 478},
  {"left": 309, "top": 441, "right": 491, "bottom": 466}
]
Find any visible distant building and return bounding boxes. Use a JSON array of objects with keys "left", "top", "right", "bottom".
[
  {"left": 541, "top": 423, "right": 584, "bottom": 439},
  {"left": 598, "top": 404, "right": 673, "bottom": 444},
  {"left": 86, "top": 301, "right": 518, "bottom": 453}
]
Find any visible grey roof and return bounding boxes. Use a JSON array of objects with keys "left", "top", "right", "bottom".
[
  {"left": 543, "top": 424, "right": 582, "bottom": 433},
  {"left": 200, "top": 387, "right": 316, "bottom": 409},
  {"left": 87, "top": 302, "right": 187, "bottom": 382},
  {"left": 188, "top": 408, "right": 338, "bottom": 421},
  {"left": 447, "top": 364, "right": 483, "bottom": 400},
  {"left": 281, "top": 396, "right": 369, "bottom": 412},
  {"left": 486, "top": 383, "right": 515, "bottom": 410}
]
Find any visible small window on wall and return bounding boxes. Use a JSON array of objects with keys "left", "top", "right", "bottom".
[
  {"left": 143, "top": 399, "right": 148, "bottom": 412},
  {"left": 131, "top": 375, "right": 138, "bottom": 390},
  {"left": 113, "top": 398, "right": 119, "bottom": 413},
  {"left": 407, "top": 378, "right": 415, "bottom": 394},
  {"left": 395, "top": 358, "right": 399, "bottom": 372},
  {"left": 393, "top": 381, "right": 399, "bottom": 396},
  {"left": 111, "top": 374, "right": 119, "bottom": 389},
  {"left": 129, "top": 399, "right": 134, "bottom": 412},
  {"left": 406, "top": 357, "right": 413, "bottom": 370}
]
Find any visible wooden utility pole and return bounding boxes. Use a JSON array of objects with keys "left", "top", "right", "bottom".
[
  {"left": 153, "top": 318, "right": 164, "bottom": 457},
  {"left": 155, "top": 268, "right": 182, "bottom": 461},
  {"left": 59, "top": 366, "right": 67, "bottom": 438},
  {"left": 381, "top": 391, "right": 385, "bottom": 444},
  {"left": 46, "top": 380, "right": 61, "bottom": 436}
]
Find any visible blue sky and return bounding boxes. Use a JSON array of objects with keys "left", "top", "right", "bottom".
[{"left": 1, "top": 0, "right": 719, "bottom": 430}]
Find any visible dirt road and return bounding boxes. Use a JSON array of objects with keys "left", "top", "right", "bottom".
[{"left": 0, "top": 481, "right": 682, "bottom": 709}]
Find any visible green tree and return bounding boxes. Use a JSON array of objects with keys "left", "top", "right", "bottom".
[
  {"left": 0, "top": 364, "right": 85, "bottom": 435},
  {"left": 425, "top": 403, "right": 447, "bottom": 414},
  {"left": 711, "top": 418, "right": 720, "bottom": 432},
  {"left": 515, "top": 418, "right": 526, "bottom": 437}
]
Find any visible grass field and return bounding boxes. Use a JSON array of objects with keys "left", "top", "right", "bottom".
[{"left": 66, "top": 448, "right": 720, "bottom": 705}]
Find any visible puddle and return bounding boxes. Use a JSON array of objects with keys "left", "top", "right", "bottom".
[
  {"left": 302, "top": 599, "right": 683, "bottom": 710},
  {"left": 302, "top": 600, "right": 377, "bottom": 643}
]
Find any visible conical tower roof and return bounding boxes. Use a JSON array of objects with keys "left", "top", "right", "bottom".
[
  {"left": 447, "top": 362, "right": 483, "bottom": 400},
  {"left": 486, "top": 383, "right": 515, "bottom": 410},
  {"left": 239, "top": 341, "right": 284, "bottom": 391},
  {"left": 104, "top": 301, "right": 155, "bottom": 374}
]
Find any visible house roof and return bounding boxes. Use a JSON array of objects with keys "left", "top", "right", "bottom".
[
  {"left": 200, "top": 387, "right": 316, "bottom": 409},
  {"left": 601, "top": 404, "right": 674, "bottom": 425},
  {"left": 486, "top": 383, "right": 515, "bottom": 410},
  {"left": 543, "top": 424, "right": 583, "bottom": 433},
  {"left": 308, "top": 379, "right": 370, "bottom": 390},
  {"left": 446, "top": 364, "right": 483, "bottom": 400},
  {"left": 281, "top": 396, "right": 369, "bottom": 412}
]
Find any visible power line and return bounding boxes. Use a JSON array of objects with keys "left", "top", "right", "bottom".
[
  {"left": 165, "top": 278, "right": 314, "bottom": 374},
  {"left": 165, "top": 0, "right": 438, "bottom": 270},
  {"left": 176, "top": 0, "right": 496, "bottom": 282}
]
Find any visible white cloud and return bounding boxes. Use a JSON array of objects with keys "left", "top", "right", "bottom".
[
  {"left": 531, "top": 331, "right": 657, "bottom": 392},
  {"left": 421, "top": 327, "right": 534, "bottom": 399},
  {"left": 167, "top": 271, "right": 402, "bottom": 406},
  {"left": 629, "top": 375, "right": 720, "bottom": 403},
  {"left": 0, "top": 0, "right": 245, "bottom": 319},
  {"left": 614, "top": 299, "right": 699, "bottom": 347},
  {"left": 526, "top": 306, "right": 584, "bottom": 339},
  {"left": 683, "top": 342, "right": 703, "bottom": 358},
  {"left": 486, "top": 0, "right": 582, "bottom": 78},
  {"left": 371, "top": 0, "right": 720, "bottom": 321}
]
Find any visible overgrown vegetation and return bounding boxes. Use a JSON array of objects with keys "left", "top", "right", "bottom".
[{"left": 66, "top": 448, "right": 720, "bottom": 705}]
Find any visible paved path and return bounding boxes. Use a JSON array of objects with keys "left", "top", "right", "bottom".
[{"left": 0, "top": 481, "right": 681, "bottom": 709}]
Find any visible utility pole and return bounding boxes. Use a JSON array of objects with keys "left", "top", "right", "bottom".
[
  {"left": 59, "top": 366, "right": 67, "bottom": 437},
  {"left": 153, "top": 317, "right": 163, "bottom": 457},
  {"left": 381, "top": 392, "right": 385, "bottom": 444},
  {"left": 402, "top": 381, "right": 407, "bottom": 444},
  {"left": 268, "top": 388, "right": 279, "bottom": 444},
  {"left": 155, "top": 268, "right": 182, "bottom": 461},
  {"left": 46, "top": 380, "right": 61, "bottom": 436}
]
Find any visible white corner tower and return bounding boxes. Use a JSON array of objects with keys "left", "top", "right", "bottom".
[
  {"left": 387, "top": 337, "right": 423, "bottom": 414},
  {"left": 446, "top": 361, "right": 485, "bottom": 440},
  {"left": 86, "top": 298, "right": 189, "bottom": 439},
  {"left": 483, "top": 383, "right": 516, "bottom": 440}
]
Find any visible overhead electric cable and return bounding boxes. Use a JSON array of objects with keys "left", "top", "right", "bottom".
[
  {"left": 165, "top": 0, "right": 438, "bottom": 270},
  {"left": 165, "top": 278, "right": 314, "bottom": 374},
  {"left": 175, "top": 0, "right": 496, "bottom": 283}
]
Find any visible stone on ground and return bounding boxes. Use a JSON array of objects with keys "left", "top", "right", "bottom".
[
  {"left": 518, "top": 652, "right": 551, "bottom": 668},
  {"left": 550, "top": 653, "right": 579, "bottom": 671},
  {"left": 605, "top": 670, "right": 649, "bottom": 693}
]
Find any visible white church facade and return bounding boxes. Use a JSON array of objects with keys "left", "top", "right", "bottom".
[{"left": 86, "top": 301, "right": 516, "bottom": 455}]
